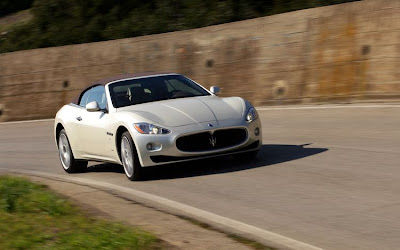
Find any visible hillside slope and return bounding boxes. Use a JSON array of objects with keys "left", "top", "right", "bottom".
[{"left": 0, "top": 0, "right": 359, "bottom": 54}]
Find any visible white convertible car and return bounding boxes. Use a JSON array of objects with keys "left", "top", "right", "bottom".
[{"left": 55, "top": 73, "right": 262, "bottom": 180}]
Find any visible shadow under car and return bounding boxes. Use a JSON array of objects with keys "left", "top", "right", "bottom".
[{"left": 85, "top": 143, "right": 328, "bottom": 181}]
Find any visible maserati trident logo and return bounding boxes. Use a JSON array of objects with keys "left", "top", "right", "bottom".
[{"left": 209, "top": 136, "right": 217, "bottom": 147}]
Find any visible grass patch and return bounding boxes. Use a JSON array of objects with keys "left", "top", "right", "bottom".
[{"left": 0, "top": 175, "right": 158, "bottom": 249}]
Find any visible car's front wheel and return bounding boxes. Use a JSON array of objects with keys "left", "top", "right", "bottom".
[
  {"left": 58, "top": 129, "right": 87, "bottom": 173},
  {"left": 121, "top": 131, "right": 143, "bottom": 181}
]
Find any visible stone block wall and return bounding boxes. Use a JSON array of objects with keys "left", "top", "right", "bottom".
[{"left": 0, "top": 0, "right": 399, "bottom": 121}]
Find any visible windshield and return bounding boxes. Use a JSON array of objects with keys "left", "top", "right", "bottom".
[{"left": 108, "top": 74, "right": 211, "bottom": 108}]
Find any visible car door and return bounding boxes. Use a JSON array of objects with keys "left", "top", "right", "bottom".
[{"left": 76, "top": 85, "right": 113, "bottom": 160}]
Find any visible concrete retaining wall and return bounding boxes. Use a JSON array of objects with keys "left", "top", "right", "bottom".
[{"left": 0, "top": 0, "right": 399, "bottom": 121}]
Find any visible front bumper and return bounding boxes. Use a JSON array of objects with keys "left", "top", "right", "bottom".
[{"left": 133, "top": 118, "right": 262, "bottom": 167}]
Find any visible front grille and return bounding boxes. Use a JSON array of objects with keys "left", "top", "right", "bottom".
[
  {"left": 176, "top": 128, "right": 247, "bottom": 152},
  {"left": 151, "top": 140, "right": 260, "bottom": 163}
]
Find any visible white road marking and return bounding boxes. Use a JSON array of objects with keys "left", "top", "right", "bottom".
[
  {"left": 0, "top": 118, "right": 54, "bottom": 125},
  {"left": 1, "top": 104, "right": 399, "bottom": 125},
  {"left": 256, "top": 104, "right": 400, "bottom": 111},
  {"left": 2, "top": 168, "right": 323, "bottom": 250}
]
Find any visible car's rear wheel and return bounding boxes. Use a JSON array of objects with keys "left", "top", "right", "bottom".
[
  {"left": 58, "top": 129, "right": 87, "bottom": 173},
  {"left": 121, "top": 131, "right": 142, "bottom": 181}
]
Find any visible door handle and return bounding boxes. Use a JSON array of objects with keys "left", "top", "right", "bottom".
[{"left": 76, "top": 116, "right": 82, "bottom": 121}]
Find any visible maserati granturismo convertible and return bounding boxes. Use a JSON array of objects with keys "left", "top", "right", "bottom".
[{"left": 54, "top": 73, "right": 262, "bottom": 180}]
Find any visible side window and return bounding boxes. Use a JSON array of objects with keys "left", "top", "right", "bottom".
[
  {"left": 86, "top": 86, "right": 107, "bottom": 110},
  {"left": 79, "top": 89, "right": 91, "bottom": 107}
]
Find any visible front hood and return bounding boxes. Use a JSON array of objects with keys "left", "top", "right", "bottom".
[{"left": 117, "top": 96, "right": 245, "bottom": 127}]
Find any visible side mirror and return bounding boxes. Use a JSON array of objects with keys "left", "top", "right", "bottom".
[
  {"left": 210, "top": 86, "right": 220, "bottom": 95},
  {"left": 86, "top": 101, "right": 100, "bottom": 112}
]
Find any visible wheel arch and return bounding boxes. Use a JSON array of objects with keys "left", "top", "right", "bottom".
[
  {"left": 115, "top": 125, "right": 145, "bottom": 168},
  {"left": 55, "top": 123, "right": 65, "bottom": 145},
  {"left": 115, "top": 125, "right": 129, "bottom": 161}
]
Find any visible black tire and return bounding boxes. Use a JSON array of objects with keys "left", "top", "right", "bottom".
[
  {"left": 57, "top": 129, "right": 87, "bottom": 173},
  {"left": 234, "top": 150, "right": 259, "bottom": 161},
  {"left": 120, "top": 131, "right": 143, "bottom": 181}
]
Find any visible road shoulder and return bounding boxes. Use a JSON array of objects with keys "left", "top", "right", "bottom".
[{"left": 18, "top": 174, "right": 255, "bottom": 250}]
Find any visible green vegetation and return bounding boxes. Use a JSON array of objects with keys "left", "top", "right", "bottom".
[
  {"left": 0, "top": 10, "right": 32, "bottom": 33},
  {"left": 0, "top": 0, "right": 359, "bottom": 53},
  {"left": 0, "top": 176, "right": 157, "bottom": 249}
]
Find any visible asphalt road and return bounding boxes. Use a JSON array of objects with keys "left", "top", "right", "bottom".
[{"left": 1, "top": 104, "right": 400, "bottom": 249}]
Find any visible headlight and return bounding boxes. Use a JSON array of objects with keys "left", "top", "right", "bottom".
[
  {"left": 246, "top": 107, "right": 258, "bottom": 122},
  {"left": 134, "top": 123, "right": 170, "bottom": 134}
]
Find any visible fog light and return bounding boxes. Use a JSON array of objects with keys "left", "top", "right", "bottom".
[
  {"left": 254, "top": 127, "right": 260, "bottom": 136},
  {"left": 146, "top": 143, "right": 154, "bottom": 150}
]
